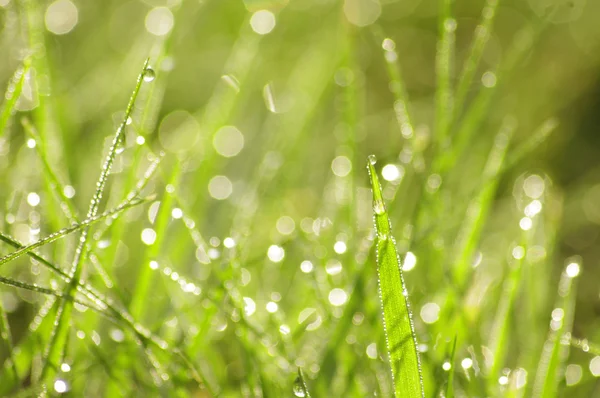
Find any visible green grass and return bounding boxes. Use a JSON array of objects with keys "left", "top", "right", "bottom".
[{"left": 0, "top": 0, "right": 599, "bottom": 396}]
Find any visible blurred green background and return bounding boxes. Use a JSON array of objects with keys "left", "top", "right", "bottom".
[{"left": 2, "top": 0, "right": 600, "bottom": 396}]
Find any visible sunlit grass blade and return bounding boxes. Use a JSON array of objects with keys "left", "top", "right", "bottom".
[
  {"left": 452, "top": 118, "right": 515, "bottom": 286},
  {"left": 532, "top": 260, "right": 580, "bottom": 398},
  {"left": 294, "top": 368, "right": 312, "bottom": 398},
  {"left": 0, "top": 230, "right": 208, "bottom": 391},
  {"left": 445, "top": 335, "right": 458, "bottom": 398},
  {"left": 441, "top": 19, "right": 550, "bottom": 174},
  {"left": 0, "top": 297, "right": 57, "bottom": 394},
  {"left": 0, "top": 290, "right": 18, "bottom": 383},
  {"left": 0, "top": 275, "right": 105, "bottom": 313},
  {"left": 40, "top": 58, "right": 152, "bottom": 382},
  {"left": 367, "top": 156, "right": 424, "bottom": 398},
  {"left": 21, "top": 117, "right": 78, "bottom": 221},
  {"left": 0, "top": 59, "right": 30, "bottom": 138},
  {"left": 567, "top": 336, "right": 600, "bottom": 356},
  {"left": 453, "top": 0, "right": 500, "bottom": 118},
  {"left": 487, "top": 240, "right": 527, "bottom": 392},
  {"left": 373, "top": 27, "right": 415, "bottom": 145},
  {"left": 502, "top": 118, "right": 558, "bottom": 172},
  {"left": 0, "top": 197, "right": 148, "bottom": 268},
  {"left": 130, "top": 161, "right": 180, "bottom": 319},
  {"left": 435, "top": 0, "right": 455, "bottom": 148}
]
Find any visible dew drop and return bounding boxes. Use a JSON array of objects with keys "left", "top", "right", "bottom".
[
  {"left": 293, "top": 376, "right": 306, "bottom": 397},
  {"left": 373, "top": 200, "right": 385, "bottom": 215},
  {"left": 368, "top": 154, "right": 377, "bottom": 165},
  {"left": 143, "top": 67, "right": 156, "bottom": 82}
]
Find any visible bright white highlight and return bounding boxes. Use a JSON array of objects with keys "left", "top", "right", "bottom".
[
  {"left": 250, "top": 10, "right": 276, "bottom": 35},
  {"left": 333, "top": 241, "right": 347, "bottom": 254},
  {"left": 566, "top": 262, "right": 580, "bottom": 278},
  {"left": 208, "top": 176, "right": 233, "bottom": 200},
  {"left": 141, "top": 228, "right": 157, "bottom": 245},
  {"left": 145, "top": 7, "right": 174, "bottom": 36},
  {"left": 267, "top": 245, "right": 285, "bottom": 262},
  {"left": 328, "top": 288, "right": 348, "bottom": 306},
  {"left": 45, "top": 0, "right": 78, "bottom": 35},
  {"left": 213, "top": 126, "right": 244, "bottom": 157},
  {"left": 27, "top": 192, "right": 40, "bottom": 207},
  {"left": 331, "top": 156, "right": 352, "bottom": 177},
  {"left": 403, "top": 252, "right": 417, "bottom": 271},
  {"left": 300, "top": 260, "right": 313, "bottom": 273},
  {"left": 243, "top": 297, "right": 256, "bottom": 316}
]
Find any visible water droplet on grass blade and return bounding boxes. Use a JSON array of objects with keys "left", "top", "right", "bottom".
[
  {"left": 368, "top": 154, "right": 377, "bottom": 165},
  {"left": 143, "top": 67, "right": 155, "bottom": 82},
  {"left": 293, "top": 376, "right": 306, "bottom": 397},
  {"left": 373, "top": 200, "right": 385, "bottom": 215}
]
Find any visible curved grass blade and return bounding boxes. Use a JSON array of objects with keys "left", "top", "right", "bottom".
[
  {"left": 367, "top": 156, "right": 424, "bottom": 398},
  {"left": 532, "top": 260, "right": 579, "bottom": 398},
  {"left": 0, "top": 58, "right": 30, "bottom": 138}
]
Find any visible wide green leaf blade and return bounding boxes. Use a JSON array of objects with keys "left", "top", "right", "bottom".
[{"left": 367, "top": 155, "right": 424, "bottom": 398}]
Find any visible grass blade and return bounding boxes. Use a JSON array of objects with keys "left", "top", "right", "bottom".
[
  {"left": 0, "top": 275, "right": 104, "bottom": 313},
  {"left": 40, "top": 59, "right": 151, "bottom": 382},
  {"left": 452, "top": 118, "right": 515, "bottom": 286},
  {"left": 129, "top": 161, "right": 180, "bottom": 319},
  {"left": 502, "top": 118, "right": 558, "bottom": 172},
  {"left": 0, "top": 291, "right": 18, "bottom": 384},
  {"left": 453, "top": 0, "right": 500, "bottom": 118},
  {"left": 445, "top": 335, "right": 458, "bottom": 398},
  {"left": 367, "top": 155, "right": 424, "bottom": 398},
  {"left": 435, "top": 0, "right": 456, "bottom": 148},
  {"left": 0, "top": 197, "right": 148, "bottom": 268},
  {"left": 532, "top": 260, "right": 579, "bottom": 398},
  {"left": 0, "top": 59, "right": 30, "bottom": 138}
]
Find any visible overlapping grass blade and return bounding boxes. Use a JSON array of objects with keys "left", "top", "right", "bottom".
[
  {"left": 130, "top": 162, "right": 180, "bottom": 319},
  {"left": 435, "top": 0, "right": 455, "bottom": 148},
  {"left": 21, "top": 117, "right": 78, "bottom": 222},
  {"left": 0, "top": 275, "right": 104, "bottom": 313},
  {"left": 532, "top": 261, "right": 579, "bottom": 398},
  {"left": 453, "top": 0, "right": 500, "bottom": 118},
  {"left": 452, "top": 118, "right": 515, "bottom": 286},
  {"left": 0, "top": 197, "right": 148, "bottom": 268},
  {"left": 41, "top": 59, "right": 151, "bottom": 382},
  {"left": 0, "top": 59, "right": 30, "bottom": 138},
  {"left": 487, "top": 239, "right": 527, "bottom": 392},
  {"left": 0, "top": 230, "right": 207, "bottom": 391},
  {"left": 367, "top": 156, "right": 424, "bottom": 398},
  {"left": 502, "top": 118, "right": 558, "bottom": 172},
  {"left": 445, "top": 335, "right": 458, "bottom": 398},
  {"left": 0, "top": 289, "right": 18, "bottom": 384}
]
